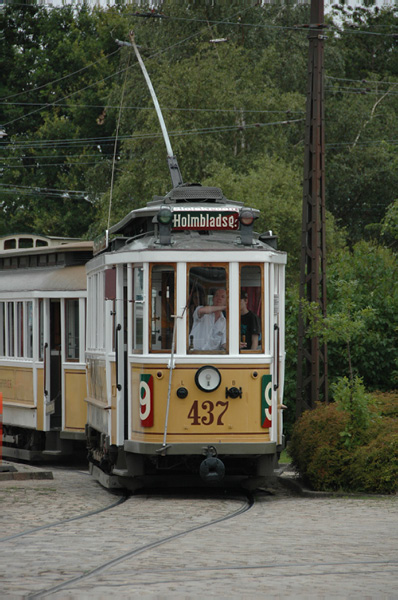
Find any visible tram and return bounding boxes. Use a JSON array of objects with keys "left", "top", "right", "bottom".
[
  {"left": 85, "top": 187, "right": 286, "bottom": 488},
  {"left": 85, "top": 33, "right": 287, "bottom": 489},
  {"left": 0, "top": 234, "right": 93, "bottom": 460}
]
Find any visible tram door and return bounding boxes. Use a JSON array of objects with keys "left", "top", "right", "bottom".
[{"left": 49, "top": 299, "right": 62, "bottom": 429}]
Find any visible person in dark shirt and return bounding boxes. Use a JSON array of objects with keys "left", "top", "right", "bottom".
[{"left": 240, "top": 291, "right": 260, "bottom": 350}]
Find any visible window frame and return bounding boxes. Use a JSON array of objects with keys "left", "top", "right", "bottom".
[
  {"left": 239, "top": 263, "right": 264, "bottom": 354},
  {"left": 148, "top": 263, "right": 176, "bottom": 354},
  {"left": 187, "top": 262, "right": 229, "bottom": 355}
]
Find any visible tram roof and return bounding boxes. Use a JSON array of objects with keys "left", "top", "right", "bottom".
[
  {"left": 108, "top": 185, "right": 257, "bottom": 238},
  {"left": 113, "top": 229, "right": 285, "bottom": 255}
]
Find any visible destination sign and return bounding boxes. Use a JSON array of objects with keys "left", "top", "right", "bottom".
[{"left": 172, "top": 208, "right": 239, "bottom": 231}]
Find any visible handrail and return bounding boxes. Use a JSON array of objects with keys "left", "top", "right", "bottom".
[
  {"left": 115, "top": 324, "right": 122, "bottom": 391},
  {"left": 44, "top": 342, "right": 49, "bottom": 397},
  {"left": 161, "top": 316, "right": 177, "bottom": 452},
  {"left": 274, "top": 324, "right": 280, "bottom": 391}
]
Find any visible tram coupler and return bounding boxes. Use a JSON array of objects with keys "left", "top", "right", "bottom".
[{"left": 200, "top": 446, "right": 225, "bottom": 483}]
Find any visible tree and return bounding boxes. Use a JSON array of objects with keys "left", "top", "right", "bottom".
[
  {"left": 301, "top": 241, "right": 398, "bottom": 390},
  {"left": 325, "top": 6, "right": 398, "bottom": 244},
  {"left": 0, "top": 4, "right": 124, "bottom": 236}
]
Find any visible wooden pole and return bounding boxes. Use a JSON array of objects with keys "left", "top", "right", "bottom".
[{"left": 296, "top": 0, "right": 328, "bottom": 416}]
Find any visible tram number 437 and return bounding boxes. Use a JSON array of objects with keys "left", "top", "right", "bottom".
[{"left": 187, "top": 400, "right": 229, "bottom": 426}]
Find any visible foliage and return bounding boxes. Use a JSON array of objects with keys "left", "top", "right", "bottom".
[
  {"left": 327, "top": 241, "right": 398, "bottom": 390},
  {"left": 289, "top": 391, "right": 398, "bottom": 493},
  {"left": 380, "top": 200, "right": 398, "bottom": 251},
  {"left": 297, "top": 241, "right": 398, "bottom": 390},
  {"left": 289, "top": 403, "right": 352, "bottom": 491},
  {"left": 2, "top": 2, "right": 398, "bottom": 247},
  {"left": 332, "top": 376, "right": 372, "bottom": 448},
  {"left": 326, "top": 5, "right": 398, "bottom": 244}
]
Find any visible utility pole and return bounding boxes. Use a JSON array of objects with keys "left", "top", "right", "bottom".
[{"left": 296, "top": 0, "right": 328, "bottom": 417}]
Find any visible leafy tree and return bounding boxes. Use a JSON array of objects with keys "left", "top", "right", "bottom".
[
  {"left": 300, "top": 241, "right": 398, "bottom": 390},
  {"left": 0, "top": 4, "right": 124, "bottom": 236},
  {"left": 325, "top": 6, "right": 398, "bottom": 244}
]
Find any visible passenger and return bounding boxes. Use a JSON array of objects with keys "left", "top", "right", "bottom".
[
  {"left": 189, "top": 288, "right": 227, "bottom": 351},
  {"left": 240, "top": 290, "right": 260, "bottom": 350},
  {"left": 188, "top": 283, "right": 205, "bottom": 331}
]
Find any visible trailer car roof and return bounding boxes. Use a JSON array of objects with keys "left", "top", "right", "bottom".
[{"left": 0, "top": 265, "right": 87, "bottom": 293}]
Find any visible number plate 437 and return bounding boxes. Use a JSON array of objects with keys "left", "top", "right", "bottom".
[{"left": 187, "top": 400, "right": 229, "bottom": 426}]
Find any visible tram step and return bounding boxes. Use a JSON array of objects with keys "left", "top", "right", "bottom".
[{"left": 112, "top": 468, "right": 129, "bottom": 477}]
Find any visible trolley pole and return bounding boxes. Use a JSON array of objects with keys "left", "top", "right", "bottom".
[{"left": 296, "top": 0, "right": 328, "bottom": 417}]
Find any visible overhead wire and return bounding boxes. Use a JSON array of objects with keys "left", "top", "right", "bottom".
[
  {"left": 3, "top": 0, "right": 398, "bottom": 39},
  {"left": 158, "top": 13, "right": 398, "bottom": 38},
  {"left": 1, "top": 3, "right": 397, "bottom": 208},
  {"left": 3, "top": 3, "right": 396, "bottom": 128},
  {"left": 326, "top": 76, "right": 398, "bottom": 86},
  {"left": 0, "top": 117, "right": 305, "bottom": 157},
  {"left": 0, "top": 48, "right": 121, "bottom": 103},
  {"left": 0, "top": 100, "right": 305, "bottom": 115},
  {"left": 1, "top": 6, "right": 254, "bottom": 129}
]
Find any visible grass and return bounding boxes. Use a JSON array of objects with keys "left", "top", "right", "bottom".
[{"left": 278, "top": 448, "right": 291, "bottom": 464}]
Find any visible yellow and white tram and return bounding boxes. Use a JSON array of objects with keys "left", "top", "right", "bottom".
[
  {"left": 0, "top": 234, "right": 93, "bottom": 459},
  {"left": 86, "top": 185, "right": 286, "bottom": 489}
]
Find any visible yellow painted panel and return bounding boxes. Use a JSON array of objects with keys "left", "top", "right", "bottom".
[
  {"left": 131, "top": 364, "right": 271, "bottom": 444},
  {"left": 65, "top": 370, "right": 87, "bottom": 431},
  {"left": 86, "top": 357, "right": 107, "bottom": 405},
  {"left": 36, "top": 368, "right": 44, "bottom": 430},
  {"left": 0, "top": 366, "right": 34, "bottom": 405}
]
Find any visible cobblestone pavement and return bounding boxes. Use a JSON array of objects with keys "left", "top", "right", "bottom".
[{"left": 0, "top": 462, "right": 397, "bottom": 599}]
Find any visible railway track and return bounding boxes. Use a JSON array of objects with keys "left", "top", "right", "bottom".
[
  {"left": 2, "top": 467, "right": 396, "bottom": 599},
  {"left": 27, "top": 490, "right": 254, "bottom": 598}
]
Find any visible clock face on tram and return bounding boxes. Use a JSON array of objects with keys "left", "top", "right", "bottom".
[{"left": 194, "top": 366, "right": 222, "bottom": 393}]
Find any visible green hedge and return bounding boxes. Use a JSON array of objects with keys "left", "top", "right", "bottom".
[{"left": 289, "top": 392, "right": 398, "bottom": 494}]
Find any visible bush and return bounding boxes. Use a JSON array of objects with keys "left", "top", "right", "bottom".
[
  {"left": 289, "top": 391, "right": 398, "bottom": 494},
  {"left": 289, "top": 403, "right": 352, "bottom": 491},
  {"left": 348, "top": 431, "right": 398, "bottom": 494}
]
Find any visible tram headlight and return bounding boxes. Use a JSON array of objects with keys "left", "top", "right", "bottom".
[
  {"left": 239, "top": 209, "right": 255, "bottom": 226},
  {"left": 239, "top": 209, "right": 257, "bottom": 246},
  {"left": 195, "top": 366, "right": 221, "bottom": 393},
  {"left": 157, "top": 206, "right": 173, "bottom": 245},
  {"left": 157, "top": 206, "right": 173, "bottom": 225}
]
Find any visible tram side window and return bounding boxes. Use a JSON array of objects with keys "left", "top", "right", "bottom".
[
  {"left": 7, "top": 303, "right": 14, "bottom": 357},
  {"left": 150, "top": 265, "right": 175, "bottom": 352},
  {"left": 26, "top": 302, "right": 33, "bottom": 358},
  {"left": 0, "top": 302, "right": 5, "bottom": 356},
  {"left": 16, "top": 302, "right": 24, "bottom": 357},
  {"left": 15, "top": 301, "right": 33, "bottom": 358},
  {"left": 240, "top": 265, "right": 262, "bottom": 352},
  {"left": 188, "top": 266, "right": 228, "bottom": 353},
  {"left": 65, "top": 299, "right": 79, "bottom": 361},
  {"left": 132, "top": 267, "right": 144, "bottom": 353}
]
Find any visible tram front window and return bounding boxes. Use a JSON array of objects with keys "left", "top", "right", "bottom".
[{"left": 188, "top": 266, "right": 228, "bottom": 353}]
